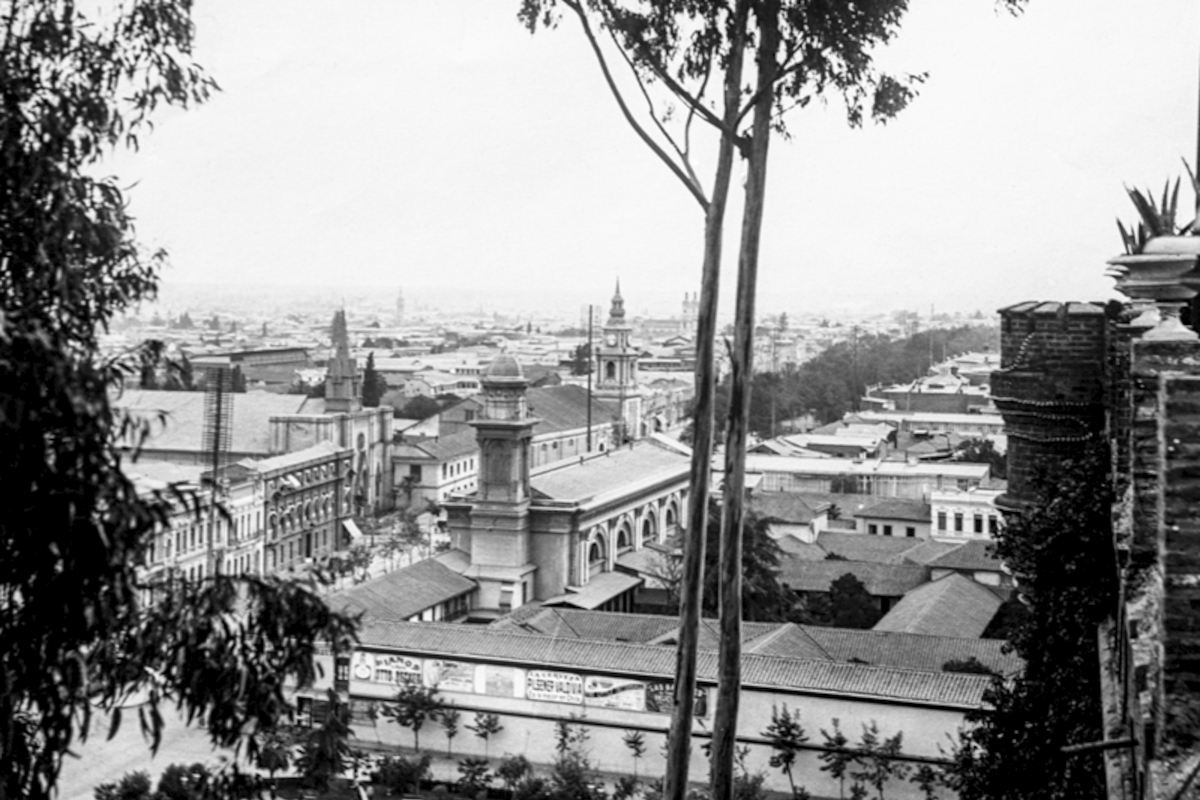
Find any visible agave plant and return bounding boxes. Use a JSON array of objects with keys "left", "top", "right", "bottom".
[{"left": 1117, "top": 159, "right": 1200, "bottom": 254}]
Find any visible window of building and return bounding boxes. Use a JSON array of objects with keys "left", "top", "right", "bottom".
[
  {"left": 883, "top": 525, "right": 893, "bottom": 536},
  {"left": 937, "top": 512, "right": 947, "bottom": 531},
  {"left": 989, "top": 515, "right": 1000, "bottom": 534},
  {"left": 906, "top": 526, "right": 916, "bottom": 538},
  {"left": 868, "top": 524, "right": 878, "bottom": 535},
  {"left": 954, "top": 513, "right": 964, "bottom": 532},
  {"left": 973, "top": 514, "right": 984, "bottom": 534}
]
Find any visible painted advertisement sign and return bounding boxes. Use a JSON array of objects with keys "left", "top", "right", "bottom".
[
  {"left": 483, "top": 665, "right": 517, "bottom": 698},
  {"left": 584, "top": 676, "right": 646, "bottom": 711},
  {"left": 645, "top": 681, "right": 708, "bottom": 717},
  {"left": 426, "top": 659, "right": 477, "bottom": 693},
  {"left": 526, "top": 670, "right": 584, "bottom": 704},
  {"left": 352, "top": 651, "right": 423, "bottom": 685}
]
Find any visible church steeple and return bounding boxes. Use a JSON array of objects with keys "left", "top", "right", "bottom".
[
  {"left": 608, "top": 279, "right": 626, "bottom": 324},
  {"left": 325, "top": 309, "right": 361, "bottom": 413}
]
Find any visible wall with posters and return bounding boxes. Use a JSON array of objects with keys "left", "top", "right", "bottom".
[{"left": 311, "top": 647, "right": 962, "bottom": 800}]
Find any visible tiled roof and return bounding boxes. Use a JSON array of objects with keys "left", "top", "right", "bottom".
[
  {"left": 742, "top": 623, "right": 831, "bottom": 660},
  {"left": 805, "top": 626, "right": 1022, "bottom": 676},
  {"left": 542, "top": 572, "right": 642, "bottom": 610},
  {"left": 751, "top": 492, "right": 828, "bottom": 524},
  {"left": 357, "top": 619, "right": 991, "bottom": 708},
  {"left": 780, "top": 559, "right": 930, "bottom": 597},
  {"left": 927, "top": 540, "right": 1004, "bottom": 571},
  {"left": 873, "top": 574, "right": 1003, "bottom": 639},
  {"left": 816, "top": 532, "right": 924, "bottom": 564},
  {"left": 419, "top": 430, "right": 480, "bottom": 462},
  {"left": 527, "top": 385, "right": 620, "bottom": 436},
  {"left": 856, "top": 498, "right": 931, "bottom": 523},
  {"left": 496, "top": 608, "right": 678, "bottom": 643},
  {"left": 531, "top": 443, "right": 688, "bottom": 505},
  {"left": 328, "top": 559, "right": 476, "bottom": 621},
  {"left": 899, "top": 539, "right": 963, "bottom": 565},
  {"left": 114, "top": 389, "right": 313, "bottom": 456}
]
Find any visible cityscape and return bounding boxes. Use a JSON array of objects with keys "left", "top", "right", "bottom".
[{"left": 4, "top": 3, "right": 1200, "bottom": 800}]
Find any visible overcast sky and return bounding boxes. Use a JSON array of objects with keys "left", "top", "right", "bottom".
[{"left": 110, "top": 0, "right": 1199, "bottom": 318}]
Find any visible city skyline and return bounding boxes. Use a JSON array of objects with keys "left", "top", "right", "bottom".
[{"left": 108, "top": 1, "right": 1197, "bottom": 314}]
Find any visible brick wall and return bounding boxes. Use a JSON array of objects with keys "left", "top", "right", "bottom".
[{"left": 993, "top": 301, "right": 1109, "bottom": 510}]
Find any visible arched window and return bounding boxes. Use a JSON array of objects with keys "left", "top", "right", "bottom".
[
  {"left": 665, "top": 502, "right": 680, "bottom": 541},
  {"left": 640, "top": 514, "right": 656, "bottom": 548},
  {"left": 588, "top": 536, "right": 607, "bottom": 578},
  {"left": 616, "top": 525, "right": 631, "bottom": 555},
  {"left": 605, "top": 361, "right": 616, "bottom": 381}
]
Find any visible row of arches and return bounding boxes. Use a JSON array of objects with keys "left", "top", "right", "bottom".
[
  {"left": 268, "top": 488, "right": 350, "bottom": 537},
  {"left": 583, "top": 493, "right": 684, "bottom": 580}
]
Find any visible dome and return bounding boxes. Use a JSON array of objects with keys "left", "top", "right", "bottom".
[{"left": 484, "top": 353, "right": 524, "bottom": 380}]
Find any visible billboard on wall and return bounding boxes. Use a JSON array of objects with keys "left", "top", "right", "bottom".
[
  {"left": 484, "top": 665, "right": 518, "bottom": 698},
  {"left": 584, "top": 676, "right": 646, "bottom": 711},
  {"left": 645, "top": 681, "right": 708, "bottom": 717},
  {"left": 426, "top": 659, "right": 477, "bottom": 693},
  {"left": 351, "top": 651, "right": 422, "bottom": 685},
  {"left": 526, "top": 670, "right": 584, "bottom": 704}
]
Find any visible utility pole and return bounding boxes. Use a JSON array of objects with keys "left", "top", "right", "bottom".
[{"left": 586, "top": 304, "right": 593, "bottom": 452}]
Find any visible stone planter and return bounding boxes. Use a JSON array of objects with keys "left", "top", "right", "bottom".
[{"left": 1108, "top": 236, "right": 1199, "bottom": 341}]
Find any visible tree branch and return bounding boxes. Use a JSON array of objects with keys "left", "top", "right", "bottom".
[
  {"left": 594, "top": 0, "right": 743, "bottom": 145},
  {"left": 601, "top": 17, "right": 702, "bottom": 192},
  {"left": 563, "top": 0, "right": 708, "bottom": 210}
]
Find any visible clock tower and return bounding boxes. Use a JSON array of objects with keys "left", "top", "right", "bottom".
[{"left": 594, "top": 280, "right": 642, "bottom": 440}]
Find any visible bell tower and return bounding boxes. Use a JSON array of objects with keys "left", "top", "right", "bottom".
[
  {"left": 594, "top": 280, "right": 642, "bottom": 440},
  {"left": 462, "top": 353, "right": 540, "bottom": 613}
]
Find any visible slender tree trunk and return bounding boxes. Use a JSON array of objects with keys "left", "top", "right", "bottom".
[
  {"left": 711, "top": 2, "right": 779, "bottom": 799},
  {"left": 663, "top": 5, "right": 749, "bottom": 800}
]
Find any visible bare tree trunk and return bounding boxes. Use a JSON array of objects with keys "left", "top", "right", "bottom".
[
  {"left": 663, "top": 5, "right": 749, "bottom": 800},
  {"left": 711, "top": 3, "right": 779, "bottom": 799}
]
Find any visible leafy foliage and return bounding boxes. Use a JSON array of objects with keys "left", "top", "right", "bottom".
[
  {"left": 469, "top": 711, "right": 504, "bottom": 758},
  {"left": 692, "top": 325, "right": 999, "bottom": 435},
  {"left": 0, "top": 2, "right": 361, "bottom": 796},
  {"left": 952, "top": 439, "right": 1006, "bottom": 480},
  {"left": 294, "top": 690, "right": 352, "bottom": 791},
  {"left": 496, "top": 754, "right": 532, "bottom": 800},
  {"left": 362, "top": 351, "right": 387, "bottom": 408},
  {"left": 457, "top": 757, "right": 493, "bottom": 796},
  {"left": 946, "top": 446, "right": 1115, "bottom": 799},
  {"left": 441, "top": 707, "right": 462, "bottom": 757},
  {"left": 792, "top": 573, "right": 881, "bottom": 629},
  {"left": 374, "top": 752, "right": 431, "bottom": 795},
  {"left": 762, "top": 704, "right": 809, "bottom": 800},
  {"left": 850, "top": 722, "right": 908, "bottom": 800},
  {"left": 94, "top": 771, "right": 153, "bottom": 800},
  {"left": 384, "top": 677, "right": 444, "bottom": 751}
]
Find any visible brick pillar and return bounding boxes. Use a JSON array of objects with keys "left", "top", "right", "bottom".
[
  {"left": 1128, "top": 339, "right": 1200, "bottom": 763},
  {"left": 991, "top": 301, "right": 1109, "bottom": 511}
]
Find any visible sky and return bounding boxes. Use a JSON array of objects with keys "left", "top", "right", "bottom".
[{"left": 110, "top": 0, "right": 1200, "bottom": 318}]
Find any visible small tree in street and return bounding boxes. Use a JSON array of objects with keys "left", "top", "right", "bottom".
[
  {"left": 497, "top": 754, "right": 532, "bottom": 800},
  {"left": 384, "top": 677, "right": 444, "bottom": 751},
  {"left": 622, "top": 729, "right": 646, "bottom": 779},
  {"left": 819, "top": 719, "right": 856, "bottom": 800},
  {"left": 295, "top": 690, "right": 353, "bottom": 791},
  {"left": 469, "top": 712, "right": 504, "bottom": 759},
  {"left": 764, "top": 704, "right": 810, "bottom": 800},
  {"left": 93, "top": 771, "right": 152, "bottom": 800},
  {"left": 441, "top": 707, "right": 462, "bottom": 757},
  {"left": 457, "top": 757, "right": 493, "bottom": 796},
  {"left": 256, "top": 727, "right": 294, "bottom": 797},
  {"left": 850, "top": 722, "right": 909, "bottom": 800}
]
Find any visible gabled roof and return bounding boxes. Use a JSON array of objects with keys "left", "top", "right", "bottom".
[
  {"left": 927, "top": 540, "right": 1004, "bottom": 572},
  {"left": 742, "top": 623, "right": 831, "bottom": 660},
  {"left": 357, "top": 619, "right": 992, "bottom": 708},
  {"left": 816, "top": 532, "right": 924, "bottom": 564},
  {"left": 751, "top": 492, "right": 829, "bottom": 524},
  {"left": 899, "top": 539, "right": 963, "bottom": 565},
  {"left": 780, "top": 560, "right": 930, "bottom": 597},
  {"left": 328, "top": 558, "right": 476, "bottom": 622},
  {"left": 873, "top": 574, "right": 1003, "bottom": 639},
  {"left": 527, "top": 385, "right": 619, "bottom": 436},
  {"left": 393, "top": 430, "right": 479, "bottom": 463},
  {"left": 855, "top": 498, "right": 931, "bottom": 524},
  {"left": 805, "top": 626, "right": 1021, "bottom": 676}
]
